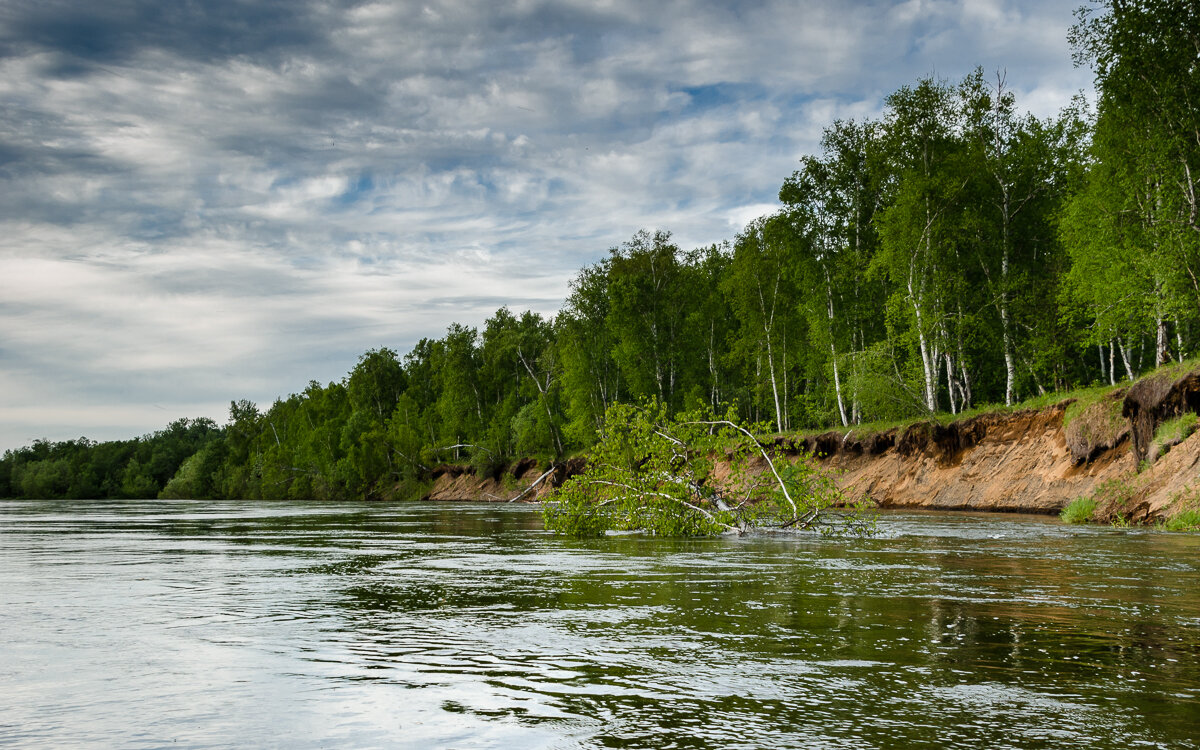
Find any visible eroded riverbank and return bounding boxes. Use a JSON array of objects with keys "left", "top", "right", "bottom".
[{"left": 425, "top": 365, "right": 1200, "bottom": 526}]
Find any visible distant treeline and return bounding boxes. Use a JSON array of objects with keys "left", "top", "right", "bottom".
[
  {"left": 3, "top": 2, "right": 1197, "bottom": 501},
  {"left": 0, "top": 419, "right": 223, "bottom": 500}
]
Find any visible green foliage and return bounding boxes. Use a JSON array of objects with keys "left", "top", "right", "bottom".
[
  {"left": 1064, "top": 1, "right": 1200, "bottom": 363},
  {"left": 843, "top": 342, "right": 927, "bottom": 424},
  {"left": 1153, "top": 413, "right": 1198, "bottom": 450},
  {"left": 119, "top": 458, "right": 157, "bottom": 499},
  {"left": 15, "top": 457, "right": 71, "bottom": 498},
  {"left": 1161, "top": 484, "right": 1200, "bottom": 531},
  {"left": 542, "top": 400, "right": 874, "bottom": 538},
  {"left": 1, "top": 420, "right": 221, "bottom": 500},
  {"left": 1060, "top": 496, "right": 1097, "bottom": 524},
  {"left": 511, "top": 402, "right": 554, "bottom": 459},
  {"left": 721, "top": 216, "right": 803, "bottom": 432},
  {"left": 557, "top": 261, "right": 621, "bottom": 446},
  {"left": 1164, "top": 508, "right": 1200, "bottom": 532}
]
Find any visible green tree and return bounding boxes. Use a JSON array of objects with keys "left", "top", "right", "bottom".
[
  {"left": 348, "top": 348, "right": 406, "bottom": 424},
  {"left": 960, "top": 69, "right": 1087, "bottom": 402},
  {"left": 542, "top": 400, "right": 873, "bottom": 538},
  {"left": 1066, "top": 0, "right": 1200, "bottom": 370},
  {"left": 558, "top": 261, "right": 623, "bottom": 446},
  {"left": 481, "top": 307, "right": 564, "bottom": 458},
  {"left": 606, "top": 230, "right": 689, "bottom": 407},
  {"left": 682, "top": 244, "right": 735, "bottom": 412},
  {"left": 781, "top": 118, "right": 889, "bottom": 425},
  {"left": 874, "top": 76, "right": 973, "bottom": 413},
  {"left": 723, "top": 215, "right": 801, "bottom": 432},
  {"left": 431, "top": 323, "right": 485, "bottom": 462}
]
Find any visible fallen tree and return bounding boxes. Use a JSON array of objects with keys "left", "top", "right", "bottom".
[{"left": 541, "top": 400, "right": 875, "bottom": 537}]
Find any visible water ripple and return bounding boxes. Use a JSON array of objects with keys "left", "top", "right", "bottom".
[{"left": 1, "top": 500, "right": 1198, "bottom": 748}]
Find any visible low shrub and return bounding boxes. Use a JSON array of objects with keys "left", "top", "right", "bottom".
[
  {"left": 1092, "top": 476, "right": 1143, "bottom": 524},
  {"left": 392, "top": 475, "right": 433, "bottom": 501},
  {"left": 1163, "top": 485, "right": 1200, "bottom": 532},
  {"left": 1060, "top": 496, "right": 1097, "bottom": 524},
  {"left": 1164, "top": 509, "right": 1200, "bottom": 532}
]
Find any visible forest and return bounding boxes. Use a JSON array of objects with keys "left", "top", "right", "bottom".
[{"left": 2, "top": 1, "right": 1197, "bottom": 501}]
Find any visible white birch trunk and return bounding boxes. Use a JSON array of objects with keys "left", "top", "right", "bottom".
[
  {"left": 1156, "top": 316, "right": 1169, "bottom": 367},
  {"left": 944, "top": 352, "right": 958, "bottom": 415},
  {"left": 758, "top": 276, "right": 784, "bottom": 434},
  {"left": 825, "top": 267, "right": 848, "bottom": 427},
  {"left": 1118, "top": 337, "right": 1135, "bottom": 381},
  {"left": 781, "top": 326, "right": 789, "bottom": 432},
  {"left": 708, "top": 321, "right": 719, "bottom": 409},
  {"left": 909, "top": 269, "right": 937, "bottom": 413},
  {"left": 831, "top": 345, "right": 848, "bottom": 427},
  {"left": 999, "top": 198, "right": 1015, "bottom": 406},
  {"left": 765, "top": 336, "right": 784, "bottom": 434}
]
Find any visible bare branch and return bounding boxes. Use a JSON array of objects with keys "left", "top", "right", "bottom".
[
  {"left": 506, "top": 466, "right": 557, "bottom": 503},
  {"left": 581, "top": 479, "right": 738, "bottom": 530},
  {"left": 681, "top": 420, "right": 799, "bottom": 519}
]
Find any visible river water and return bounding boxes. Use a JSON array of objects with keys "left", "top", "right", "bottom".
[{"left": 1, "top": 499, "right": 1197, "bottom": 749}]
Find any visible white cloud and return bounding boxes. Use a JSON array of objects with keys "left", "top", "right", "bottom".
[
  {"left": 0, "top": 0, "right": 1091, "bottom": 449},
  {"left": 725, "top": 203, "right": 781, "bottom": 232}
]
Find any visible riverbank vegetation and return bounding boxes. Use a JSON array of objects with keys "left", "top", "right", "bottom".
[
  {"left": 542, "top": 400, "right": 875, "bottom": 537},
  {"left": 1060, "top": 496, "right": 1099, "bottom": 524},
  {"left": 2, "top": 2, "right": 1198, "bottom": 510},
  {"left": 1061, "top": 474, "right": 1200, "bottom": 532}
]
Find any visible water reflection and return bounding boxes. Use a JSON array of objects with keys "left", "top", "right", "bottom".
[{"left": 1, "top": 500, "right": 1197, "bottom": 748}]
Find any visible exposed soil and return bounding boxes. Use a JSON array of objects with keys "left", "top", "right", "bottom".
[
  {"left": 821, "top": 406, "right": 1134, "bottom": 514},
  {"left": 423, "top": 457, "right": 585, "bottom": 503}
]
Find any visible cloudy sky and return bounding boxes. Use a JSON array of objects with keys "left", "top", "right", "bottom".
[{"left": 0, "top": 0, "right": 1093, "bottom": 450}]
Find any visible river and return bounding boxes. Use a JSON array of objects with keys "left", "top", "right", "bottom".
[{"left": 1, "top": 499, "right": 1197, "bottom": 748}]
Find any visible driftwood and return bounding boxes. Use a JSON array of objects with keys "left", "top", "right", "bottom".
[
  {"left": 507, "top": 466, "right": 556, "bottom": 503},
  {"left": 435, "top": 443, "right": 493, "bottom": 455}
]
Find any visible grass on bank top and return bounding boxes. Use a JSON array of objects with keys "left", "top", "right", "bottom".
[
  {"left": 784, "top": 382, "right": 1120, "bottom": 443},
  {"left": 785, "top": 356, "right": 1200, "bottom": 443}
]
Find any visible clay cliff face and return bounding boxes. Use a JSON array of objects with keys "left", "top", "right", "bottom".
[
  {"left": 811, "top": 407, "right": 1133, "bottom": 514},
  {"left": 800, "top": 365, "right": 1200, "bottom": 523},
  {"left": 424, "top": 457, "right": 584, "bottom": 503},
  {"left": 422, "top": 365, "right": 1200, "bottom": 523}
]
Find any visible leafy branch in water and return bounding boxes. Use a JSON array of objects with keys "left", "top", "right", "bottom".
[{"left": 542, "top": 400, "right": 876, "bottom": 537}]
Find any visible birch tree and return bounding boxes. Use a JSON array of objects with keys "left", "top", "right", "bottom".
[
  {"left": 723, "top": 215, "right": 799, "bottom": 432},
  {"left": 558, "top": 261, "right": 622, "bottom": 445},
  {"left": 482, "top": 307, "right": 564, "bottom": 459},
  {"left": 1066, "top": 0, "right": 1200, "bottom": 365},
  {"left": 875, "top": 78, "right": 969, "bottom": 414},
  {"left": 960, "top": 70, "right": 1085, "bottom": 404},
  {"left": 780, "top": 119, "right": 886, "bottom": 425},
  {"left": 606, "top": 230, "right": 688, "bottom": 407}
]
